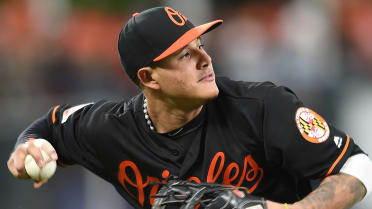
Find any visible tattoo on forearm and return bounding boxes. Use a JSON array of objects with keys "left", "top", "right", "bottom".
[{"left": 296, "top": 174, "right": 366, "bottom": 209}]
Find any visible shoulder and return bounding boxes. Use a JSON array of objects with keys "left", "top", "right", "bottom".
[
  {"left": 72, "top": 94, "right": 143, "bottom": 135},
  {"left": 84, "top": 93, "right": 143, "bottom": 119},
  {"left": 216, "top": 76, "right": 275, "bottom": 100},
  {"left": 211, "top": 77, "right": 276, "bottom": 120},
  {"left": 55, "top": 93, "right": 143, "bottom": 126},
  {"left": 214, "top": 77, "right": 301, "bottom": 114}
]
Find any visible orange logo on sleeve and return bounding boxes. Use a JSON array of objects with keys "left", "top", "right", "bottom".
[
  {"left": 295, "top": 107, "right": 330, "bottom": 143},
  {"left": 164, "top": 7, "right": 188, "bottom": 26}
]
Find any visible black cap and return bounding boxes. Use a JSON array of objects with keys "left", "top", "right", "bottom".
[{"left": 118, "top": 7, "right": 223, "bottom": 83}]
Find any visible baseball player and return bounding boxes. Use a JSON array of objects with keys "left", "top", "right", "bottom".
[{"left": 7, "top": 6, "right": 372, "bottom": 209}]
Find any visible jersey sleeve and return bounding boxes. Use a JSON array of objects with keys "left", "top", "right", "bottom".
[
  {"left": 15, "top": 113, "right": 52, "bottom": 149},
  {"left": 262, "top": 85, "right": 361, "bottom": 179},
  {"left": 18, "top": 102, "right": 107, "bottom": 174},
  {"left": 46, "top": 103, "right": 94, "bottom": 166}
]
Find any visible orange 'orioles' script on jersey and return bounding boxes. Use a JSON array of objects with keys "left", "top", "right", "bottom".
[{"left": 117, "top": 152, "right": 263, "bottom": 207}]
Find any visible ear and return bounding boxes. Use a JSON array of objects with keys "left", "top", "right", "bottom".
[{"left": 137, "top": 67, "right": 160, "bottom": 90}]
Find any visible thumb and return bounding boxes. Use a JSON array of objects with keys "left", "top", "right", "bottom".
[{"left": 34, "top": 179, "right": 48, "bottom": 189}]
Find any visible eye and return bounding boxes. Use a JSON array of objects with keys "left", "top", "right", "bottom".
[
  {"left": 198, "top": 44, "right": 204, "bottom": 50},
  {"left": 180, "top": 52, "right": 191, "bottom": 59}
]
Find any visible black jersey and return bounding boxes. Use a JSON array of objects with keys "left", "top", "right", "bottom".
[{"left": 18, "top": 77, "right": 363, "bottom": 209}]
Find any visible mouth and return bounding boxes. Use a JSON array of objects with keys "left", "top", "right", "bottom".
[{"left": 198, "top": 73, "right": 214, "bottom": 82}]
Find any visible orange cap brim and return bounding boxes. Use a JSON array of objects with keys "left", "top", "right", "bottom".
[{"left": 153, "top": 20, "right": 223, "bottom": 62}]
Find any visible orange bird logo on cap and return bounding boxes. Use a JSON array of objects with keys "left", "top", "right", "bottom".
[{"left": 164, "top": 7, "right": 188, "bottom": 26}]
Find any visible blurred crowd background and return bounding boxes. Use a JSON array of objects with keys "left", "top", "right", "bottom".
[{"left": 1, "top": 0, "right": 372, "bottom": 208}]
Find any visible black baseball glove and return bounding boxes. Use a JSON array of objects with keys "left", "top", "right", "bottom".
[{"left": 151, "top": 176, "right": 267, "bottom": 209}]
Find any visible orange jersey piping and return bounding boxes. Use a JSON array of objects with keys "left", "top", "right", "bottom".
[
  {"left": 52, "top": 105, "right": 60, "bottom": 124},
  {"left": 326, "top": 135, "right": 350, "bottom": 176}
]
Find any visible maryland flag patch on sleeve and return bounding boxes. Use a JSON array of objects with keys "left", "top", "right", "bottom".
[{"left": 295, "top": 107, "right": 330, "bottom": 143}]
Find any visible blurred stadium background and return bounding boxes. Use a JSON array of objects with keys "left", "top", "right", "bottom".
[{"left": 1, "top": 0, "right": 371, "bottom": 208}]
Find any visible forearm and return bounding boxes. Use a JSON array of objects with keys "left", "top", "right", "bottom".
[
  {"left": 267, "top": 173, "right": 366, "bottom": 209},
  {"left": 15, "top": 113, "right": 52, "bottom": 148}
]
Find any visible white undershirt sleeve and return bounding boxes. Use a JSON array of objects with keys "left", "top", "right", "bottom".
[{"left": 340, "top": 153, "right": 372, "bottom": 197}]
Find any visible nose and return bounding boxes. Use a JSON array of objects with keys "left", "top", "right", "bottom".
[{"left": 196, "top": 49, "right": 212, "bottom": 70}]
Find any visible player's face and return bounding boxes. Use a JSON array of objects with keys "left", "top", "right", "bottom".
[{"left": 152, "top": 38, "right": 219, "bottom": 105}]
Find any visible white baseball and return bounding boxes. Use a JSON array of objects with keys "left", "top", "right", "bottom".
[{"left": 25, "top": 149, "right": 57, "bottom": 181}]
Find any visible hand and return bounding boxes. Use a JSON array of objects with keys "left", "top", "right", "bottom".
[{"left": 7, "top": 138, "right": 58, "bottom": 188}]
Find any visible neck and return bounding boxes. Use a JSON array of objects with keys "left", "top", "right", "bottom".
[{"left": 144, "top": 94, "right": 204, "bottom": 134}]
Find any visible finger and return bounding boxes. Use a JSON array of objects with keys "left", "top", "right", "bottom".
[
  {"left": 7, "top": 157, "right": 19, "bottom": 177},
  {"left": 34, "top": 179, "right": 48, "bottom": 189},
  {"left": 13, "top": 156, "right": 28, "bottom": 178},
  {"left": 13, "top": 145, "right": 26, "bottom": 170},
  {"left": 12, "top": 144, "right": 29, "bottom": 177},
  {"left": 40, "top": 140, "right": 58, "bottom": 161},
  {"left": 26, "top": 142, "right": 44, "bottom": 168}
]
